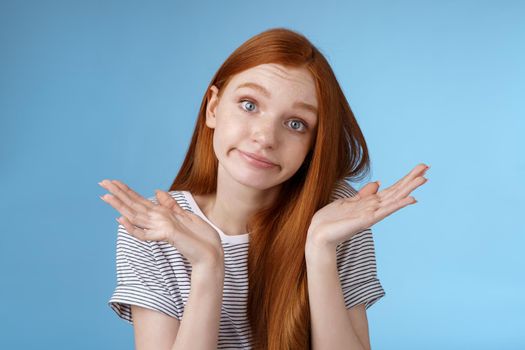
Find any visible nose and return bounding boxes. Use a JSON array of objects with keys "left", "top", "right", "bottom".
[{"left": 250, "top": 118, "right": 278, "bottom": 149}]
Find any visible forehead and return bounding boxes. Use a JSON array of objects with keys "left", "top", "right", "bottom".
[{"left": 226, "top": 63, "right": 318, "bottom": 106}]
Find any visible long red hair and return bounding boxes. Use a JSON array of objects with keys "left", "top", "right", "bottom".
[{"left": 169, "top": 27, "right": 370, "bottom": 349}]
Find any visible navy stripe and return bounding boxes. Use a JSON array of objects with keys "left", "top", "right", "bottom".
[{"left": 108, "top": 180, "right": 385, "bottom": 348}]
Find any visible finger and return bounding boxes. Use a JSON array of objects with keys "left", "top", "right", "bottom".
[
  {"left": 102, "top": 193, "right": 151, "bottom": 229},
  {"left": 387, "top": 164, "right": 429, "bottom": 192},
  {"left": 99, "top": 180, "right": 151, "bottom": 213},
  {"left": 394, "top": 176, "right": 427, "bottom": 201},
  {"left": 378, "top": 164, "right": 429, "bottom": 201},
  {"left": 101, "top": 180, "right": 151, "bottom": 216},
  {"left": 110, "top": 180, "right": 155, "bottom": 209},
  {"left": 119, "top": 216, "right": 171, "bottom": 242},
  {"left": 117, "top": 216, "right": 147, "bottom": 240},
  {"left": 335, "top": 195, "right": 377, "bottom": 218},
  {"left": 363, "top": 195, "right": 381, "bottom": 211},
  {"left": 358, "top": 181, "right": 380, "bottom": 198},
  {"left": 373, "top": 195, "right": 417, "bottom": 224},
  {"left": 155, "top": 190, "right": 186, "bottom": 215},
  {"left": 381, "top": 174, "right": 427, "bottom": 207},
  {"left": 118, "top": 216, "right": 156, "bottom": 241}
]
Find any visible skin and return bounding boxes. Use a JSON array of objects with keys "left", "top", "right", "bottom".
[
  {"left": 305, "top": 165, "right": 428, "bottom": 350},
  {"left": 197, "top": 63, "right": 319, "bottom": 236},
  {"left": 306, "top": 163, "right": 429, "bottom": 248},
  {"left": 99, "top": 62, "right": 430, "bottom": 349}
]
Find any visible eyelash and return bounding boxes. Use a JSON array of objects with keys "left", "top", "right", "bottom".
[{"left": 238, "top": 98, "right": 309, "bottom": 133}]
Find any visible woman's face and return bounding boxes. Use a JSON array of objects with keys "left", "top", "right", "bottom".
[{"left": 206, "top": 63, "right": 319, "bottom": 191}]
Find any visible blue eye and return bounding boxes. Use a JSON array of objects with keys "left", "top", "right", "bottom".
[
  {"left": 239, "top": 98, "right": 308, "bottom": 133},
  {"left": 287, "top": 119, "right": 307, "bottom": 132},
  {"left": 240, "top": 100, "right": 256, "bottom": 112}
]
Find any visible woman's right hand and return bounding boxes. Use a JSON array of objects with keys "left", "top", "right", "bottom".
[{"left": 99, "top": 179, "right": 224, "bottom": 268}]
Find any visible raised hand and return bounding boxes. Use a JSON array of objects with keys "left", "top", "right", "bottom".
[
  {"left": 307, "top": 163, "right": 430, "bottom": 249},
  {"left": 98, "top": 180, "right": 224, "bottom": 267}
]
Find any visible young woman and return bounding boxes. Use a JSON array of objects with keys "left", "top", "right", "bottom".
[{"left": 99, "top": 27, "right": 429, "bottom": 350}]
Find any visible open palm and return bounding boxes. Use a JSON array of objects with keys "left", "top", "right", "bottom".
[
  {"left": 99, "top": 180, "right": 224, "bottom": 266},
  {"left": 307, "top": 163, "right": 430, "bottom": 248}
]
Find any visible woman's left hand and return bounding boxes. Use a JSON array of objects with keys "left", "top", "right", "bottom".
[{"left": 306, "top": 163, "right": 430, "bottom": 250}]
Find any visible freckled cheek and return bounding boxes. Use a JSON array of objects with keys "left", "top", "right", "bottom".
[
  {"left": 213, "top": 122, "right": 245, "bottom": 153},
  {"left": 287, "top": 156, "right": 305, "bottom": 172},
  {"left": 283, "top": 144, "right": 310, "bottom": 170}
]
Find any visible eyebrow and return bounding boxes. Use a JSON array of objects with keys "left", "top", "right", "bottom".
[{"left": 235, "top": 82, "right": 318, "bottom": 115}]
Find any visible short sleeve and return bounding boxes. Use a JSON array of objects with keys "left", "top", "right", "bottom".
[
  {"left": 108, "top": 196, "right": 182, "bottom": 322},
  {"left": 331, "top": 180, "right": 386, "bottom": 310}
]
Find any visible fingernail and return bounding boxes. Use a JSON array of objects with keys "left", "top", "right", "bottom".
[
  {"left": 376, "top": 180, "right": 381, "bottom": 187},
  {"left": 115, "top": 217, "right": 121, "bottom": 224},
  {"left": 99, "top": 195, "right": 106, "bottom": 201}
]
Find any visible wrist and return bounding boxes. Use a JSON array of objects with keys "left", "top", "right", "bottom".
[
  {"left": 191, "top": 261, "right": 225, "bottom": 287},
  {"left": 193, "top": 253, "right": 224, "bottom": 273},
  {"left": 305, "top": 232, "right": 337, "bottom": 263},
  {"left": 306, "top": 229, "right": 337, "bottom": 250}
]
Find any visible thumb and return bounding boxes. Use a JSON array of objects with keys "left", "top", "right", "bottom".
[
  {"left": 155, "top": 190, "right": 184, "bottom": 214},
  {"left": 358, "top": 181, "right": 380, "bottom": 198}
]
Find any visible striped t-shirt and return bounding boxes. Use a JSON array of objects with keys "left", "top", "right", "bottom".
[{"left": 108, "top": 181, "right": 385, "bottom": 349}]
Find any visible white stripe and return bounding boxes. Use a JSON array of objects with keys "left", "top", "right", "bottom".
[{"left": 108, "top": 180, "right": 385, "bottom": 348}]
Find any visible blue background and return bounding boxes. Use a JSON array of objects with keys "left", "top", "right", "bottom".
[{"left": 1, "top": 0, "right": 523, "bottom": 349}]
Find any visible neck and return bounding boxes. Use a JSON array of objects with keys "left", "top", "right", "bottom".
[{"left": 198, "top": 166, "right": 280, "bottom": 236}]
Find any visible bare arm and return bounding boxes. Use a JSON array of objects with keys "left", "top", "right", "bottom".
[
  {"left": 305, "top": 165, "right": 429, "bottom": 348},
  {"left": 131, "top": 306, "right": 180, "bottom": 349},
  {"left": 347, "top": 305, "right": 371, "bottom": 350},
  {"left": 305, "top": 241, "right": 367, "bottom": 350},
  {"left": 132, "top": 260, "right": 225, "bottom": 350},
  {"left": 99, "top": 181, "right": 227, "bottom": 349}
]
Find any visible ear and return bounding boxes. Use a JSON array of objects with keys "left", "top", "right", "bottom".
[{"left": 205, "top": 85, "right": 220, "bottom": 129}]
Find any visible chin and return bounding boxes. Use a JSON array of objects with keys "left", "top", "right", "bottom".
[{"left": 234, "top": 173, "right": 281, "bottom": 191}]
